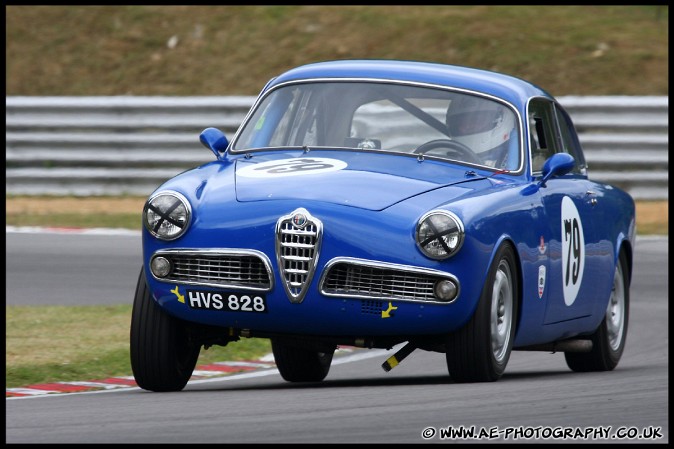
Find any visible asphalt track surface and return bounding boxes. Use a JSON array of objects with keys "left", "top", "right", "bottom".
[{"left": 5, "top": 230, "right": 669, "bottom": 443}]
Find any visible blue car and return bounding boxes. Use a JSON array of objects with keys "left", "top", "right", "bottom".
[{"left": 130, "top": 60, "right": 636, "bottom": 391}]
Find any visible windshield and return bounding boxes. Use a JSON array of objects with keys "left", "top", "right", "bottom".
[{"left": 232, "top": 81, "right": 521, "bottom": 171}]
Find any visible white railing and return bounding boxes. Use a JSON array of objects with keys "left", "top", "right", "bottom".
[{"left": 5, "top": 96, "right": 668, "bottom": 200}]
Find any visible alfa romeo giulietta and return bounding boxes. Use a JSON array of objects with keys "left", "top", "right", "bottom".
[{"left": 130, "top": 60, "right": 635, "bottom": 391}]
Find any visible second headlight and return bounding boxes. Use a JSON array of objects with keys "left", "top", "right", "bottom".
[
  {"left": 143, "top": 191, "right": 192, "bottom": 241},
  {"left": 416, "top": 210, "right": 464, "bottom": 260}
]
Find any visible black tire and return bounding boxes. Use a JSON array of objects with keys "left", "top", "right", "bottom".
[
  {"left": 446, "top": 243, "right": 519, "bottom": 382},
  {"left": 130, "top": 268, "right": 200, "bottom": 392},
  {"left": 271, "top": 339, "right": 334, "bottom": 382},
  {"left": 565, "top": 250, "right": 629, "bottom": 372}
]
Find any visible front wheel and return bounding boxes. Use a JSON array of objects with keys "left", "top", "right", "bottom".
[
  {"left": 271, "top": 339, "right": 335, "bottom": 382},
  {"left": 565, "top": 250, "right": 629, "bottom": 372},
  {"left": 130, "top": 268, "right": 201, "bottom": 392},
  {"left": 446, "top": 243, "right": 518, "bottom": 382}
]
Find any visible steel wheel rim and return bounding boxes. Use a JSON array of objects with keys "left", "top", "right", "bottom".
[
  {"left": 606, "top": 262, "right": 626, "bottom": 352},
  {"left": 490, "top": 259, "right": 513, "bottom": 363}
]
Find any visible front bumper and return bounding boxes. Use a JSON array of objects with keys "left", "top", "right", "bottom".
[{"left": 145, "top": 251, "right": 473, "bottom": 337}]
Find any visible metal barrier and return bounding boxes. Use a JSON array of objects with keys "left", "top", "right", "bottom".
[{"left": 5, "top": 95, "right": 668, "bottom": 200}]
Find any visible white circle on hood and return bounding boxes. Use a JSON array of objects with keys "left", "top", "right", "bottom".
[{"left": 236, "top": 157, "right": 348, "bottom": 178}]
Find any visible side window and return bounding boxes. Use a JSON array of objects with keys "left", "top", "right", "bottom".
[
  {"left": 554, "top": 104, "right": 587, "bottom": 175},
  {"left": 528, "top": 99, "right": 560, "bottom": 173}
]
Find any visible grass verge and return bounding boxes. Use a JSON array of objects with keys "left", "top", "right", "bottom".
[
  {"left": 6, "top": 305, "right": 272, "bottom": 389},
  {"left": 6, "top": 6, "right": 668, "bottom": 96}
]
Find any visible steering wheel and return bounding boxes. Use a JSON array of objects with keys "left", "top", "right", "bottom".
[{"left": 413, "top": 139, "right": 482, "bottom": 165}]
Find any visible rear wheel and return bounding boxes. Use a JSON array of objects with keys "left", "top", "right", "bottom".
[
  {"left": 446, "top": 243, "right": 518, "bottom": 382},
  {"left": 565, "top": 250, "right": 629, "bottom": 372},
  {"left": 130, "top": 268, "right": 200, "bottom": 392},
  {"left": 271, "top": 339, "right": 334, "bottom": 382}
]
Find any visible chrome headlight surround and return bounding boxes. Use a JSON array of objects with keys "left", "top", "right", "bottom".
[
  {"left": 142, "top": 190, "right": 192, "bottom": 241},
  {"left": 415, "top": 210, "right": 464, "bottom": 260}
]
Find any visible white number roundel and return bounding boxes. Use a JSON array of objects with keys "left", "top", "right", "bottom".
[
  {"left": 561, "top": 196, "right": 585, "bottom": 306},
  {"left": 237, "top": 157, "right": 347, "bottom": 178}
]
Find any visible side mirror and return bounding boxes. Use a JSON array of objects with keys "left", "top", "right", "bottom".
[
  {"left": 539, "top": 153, "right": 575, "bottom": 187},
  {"left": 199, "top": 127, "right": 229, "bottom": 159}
]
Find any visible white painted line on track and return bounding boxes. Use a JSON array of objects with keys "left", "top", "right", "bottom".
[
  {"left": 6, "top": 347, "right": 397, "bottom": 400},
  {"left": 6, "top": 226, "right": 141, "bottom": 236}
]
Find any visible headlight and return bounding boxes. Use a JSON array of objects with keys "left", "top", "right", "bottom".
[
  {"left": 416, "top": 210, "right": 464, "bottom": 260},
  {"left": 143, "top": 191, "right": 191, "bottom": 241}
]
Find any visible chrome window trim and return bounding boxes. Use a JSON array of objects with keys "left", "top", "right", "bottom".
[{"left": 229, "top": 77, "right": 525, "bottom": 175}]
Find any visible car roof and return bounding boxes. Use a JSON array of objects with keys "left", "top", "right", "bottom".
[{"left": 265, "top": 59, "right": 555, "bottom": 108}]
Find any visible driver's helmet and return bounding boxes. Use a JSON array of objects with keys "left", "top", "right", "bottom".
[{"left": 445, "top": 96, "right": 516, "bottom": 155}]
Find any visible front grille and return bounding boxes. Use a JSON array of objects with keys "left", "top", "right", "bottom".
[
  {"left": 320, "top": 258, "right": 459, "bottom": 304},
  {"left": 276, "top": 208, "right": 322, "bottom": 303},
  {"left": 151, "top": 249, "right": 273, "bottom": 291}
]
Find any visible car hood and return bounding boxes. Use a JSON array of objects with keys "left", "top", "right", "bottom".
[{"left": 233, "top": 151, "right": 485, "bottom": 211}]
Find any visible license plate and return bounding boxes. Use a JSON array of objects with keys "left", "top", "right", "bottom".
[{"left": 185, "top": 289, "right": 267, "bottom": 313}]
